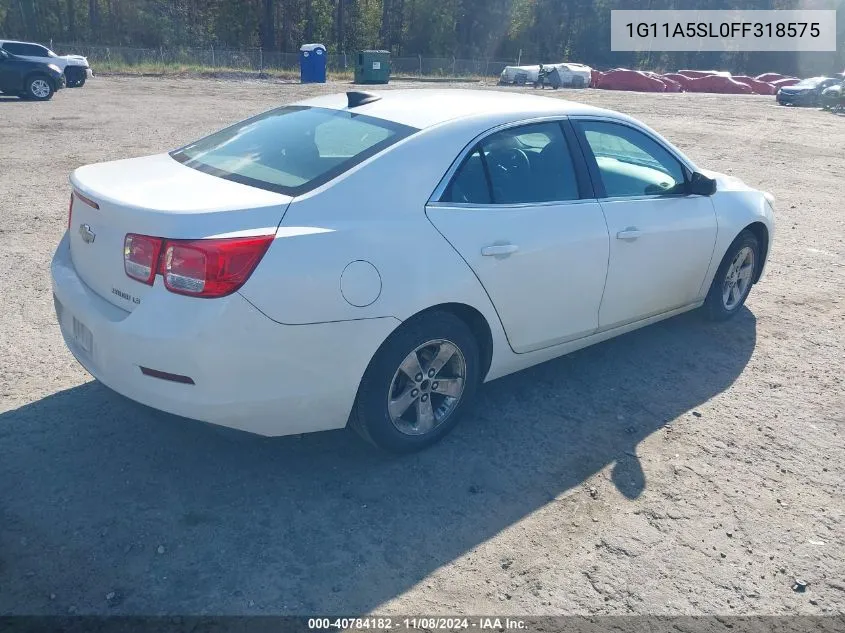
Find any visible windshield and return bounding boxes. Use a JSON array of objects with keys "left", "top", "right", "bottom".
[
  {"left": 170, "top": 106, "right": 416, "bottom": 195},
  {"left": 794, "top": 77, "right": 825, "bottom": 88}
]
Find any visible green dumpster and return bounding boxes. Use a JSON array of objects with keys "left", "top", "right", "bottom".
[{"left": 354, "top": 50, "right": 391, "bottom": 84}]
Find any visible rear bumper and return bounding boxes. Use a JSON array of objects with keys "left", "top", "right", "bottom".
[{"left": 51, "top": 234, "right": 399, "bottom": 436}]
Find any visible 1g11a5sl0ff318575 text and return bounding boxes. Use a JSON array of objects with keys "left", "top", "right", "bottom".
[
  {"left": 625, "top": 21, "right": 821, "bottom": 39},
  {"left": 610, "top": 10, "right": 835, "bottom": 51}
]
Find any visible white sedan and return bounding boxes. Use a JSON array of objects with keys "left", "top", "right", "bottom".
[{"left": 51, "top": 89, "right": 774, "bottom": 452}]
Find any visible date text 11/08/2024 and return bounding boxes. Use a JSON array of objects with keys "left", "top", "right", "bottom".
[{"left": 307, "top": 617, "right": 528, "bottom": 630}]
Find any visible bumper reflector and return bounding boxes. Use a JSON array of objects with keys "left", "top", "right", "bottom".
[{"left": 140, "top": 366, "right": 195, "bottom": 385}]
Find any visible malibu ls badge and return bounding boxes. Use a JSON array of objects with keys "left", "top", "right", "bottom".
[
  {"left": 79, "top": 223, "right": 96, "bottom": 244},
  {"left": 112, "top": 287, "right": 141, "bottom": 305}
]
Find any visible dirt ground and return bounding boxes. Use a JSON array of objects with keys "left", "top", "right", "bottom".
[{"left": 0, "top": 76, "right": 843, "bottom": 617}]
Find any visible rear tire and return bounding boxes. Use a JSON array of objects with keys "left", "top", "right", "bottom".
[
  {"left": 350, "top": 311, "right": 480, "bottom": 453},
  {"left": 703, "top": 230, "right": 760, "bottom": 321}
]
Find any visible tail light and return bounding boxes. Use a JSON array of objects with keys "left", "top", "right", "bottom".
[
  {"left": 124, "top": 234, "right": 164, "bottom": 285},
  {"left": 163, "top": 236, "right": 273, "bottom": 297},
  {"left": 123, "top": 233, "right": 273, "bottom": 298}
]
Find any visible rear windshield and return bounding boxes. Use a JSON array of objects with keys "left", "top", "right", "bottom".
[{"left": 170, "top": 106, "right": 417, "bottom": 195}]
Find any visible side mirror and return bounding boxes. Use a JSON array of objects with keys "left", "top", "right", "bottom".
[{"left": 689, "top": 172, "right": 716, "bottom": 196}]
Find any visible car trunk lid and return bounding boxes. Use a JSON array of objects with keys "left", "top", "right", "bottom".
[{"left": 68, "top": 153, "right": 291, "bottom": 312}]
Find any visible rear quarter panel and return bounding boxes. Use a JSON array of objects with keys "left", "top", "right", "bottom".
[
  {"left": 238, "top": 118, "right": 513, "bottom": 372},
  {"left": 241, "top": 120, "right": 501, "bottom": 320}
]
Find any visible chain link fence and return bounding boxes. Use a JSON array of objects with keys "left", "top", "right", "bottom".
[{"left": 50, "top": 42, "right": 517, "bottom": 78}]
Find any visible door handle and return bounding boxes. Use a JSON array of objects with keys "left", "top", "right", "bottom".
[
  {"left": 481, "top": 244, "right": 519, "bottom": 257},
  {"left": 616, "top": 228, "right": 642, "bottom": 241}
]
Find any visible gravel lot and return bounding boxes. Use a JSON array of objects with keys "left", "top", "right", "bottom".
[{"left": 1, "top": 76, "right": 843, "bottom": 617}]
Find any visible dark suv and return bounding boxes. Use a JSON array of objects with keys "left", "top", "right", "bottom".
[{"left": 0, "top": 47, "right": 64, "bottom": 100}]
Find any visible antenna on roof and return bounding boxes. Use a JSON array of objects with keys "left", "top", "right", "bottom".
[{"left": 347, "top": 91, "right": 381, "bottom": 108}]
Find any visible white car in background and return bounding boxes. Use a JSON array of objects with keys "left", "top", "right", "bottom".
[
  {"left": 0, "top": 40, "right": 92, "bottom": 87},
  {"left": 51, "top": 90, "right": 774, "bottom": 453}
]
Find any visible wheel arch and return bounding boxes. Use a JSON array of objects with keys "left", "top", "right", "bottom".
[
  {"left": 405, "top": 302, "right": 494, "bottom": 381},
  {"left": 742, "top": 221, "right": 769, "bottom": 283}
]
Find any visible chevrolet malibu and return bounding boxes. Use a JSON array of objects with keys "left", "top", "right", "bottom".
[{"left": 52, "top": 90, "right": 775, "bottom": 452}]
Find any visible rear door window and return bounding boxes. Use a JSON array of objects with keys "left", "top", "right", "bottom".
[
  {"left": 442, "top": 122, "right": 580, "bottom": 205},
  {"left": 443, "top": 149, "right": 491, "bottom": 204},
  {"left": 170, "top": 106, "right": 417, "bottom": 195}
]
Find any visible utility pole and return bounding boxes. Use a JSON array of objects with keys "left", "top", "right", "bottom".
[
  {"left": 380, "top": 0, "right": 390, "bottom": 50},
  {"left": 337, "top": 0, "right": 345, "bottom": 53}
]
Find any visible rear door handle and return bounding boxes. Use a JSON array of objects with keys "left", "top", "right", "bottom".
[
  {"left": 481, "top": 244, "right": 519, "bottom": 257},
  {"left": 616, "top": 228, "right": 642, "bottom": 241}
]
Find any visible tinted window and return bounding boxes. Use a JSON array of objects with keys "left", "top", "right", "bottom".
[
  {"left": 2, "top": 43, "right": 27, "bottom": 55},
  {"left": 577, "top": 121, "right": 686, "bottom": 198},
  {"left": 443, "top": 122, "right": 579, "bottom": 205},
  {"left": 483, "top": 122, "right": 579, "bottom": 204},
  {"left": 7, "top": 43, "right": 47, "bottom": 56},
  {"left": 170, "top": 106, "right": 416, "bottom": 195},
  {"left": 443, "top": 149, "right": 491, "bottom": 204}
]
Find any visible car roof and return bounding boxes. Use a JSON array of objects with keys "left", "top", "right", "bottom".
[
  {"left": 0, "top": 40, "right": 49, "bottom": 48},
  {"left": 295, "top": 89, "right": 617, "bottom": 129}
]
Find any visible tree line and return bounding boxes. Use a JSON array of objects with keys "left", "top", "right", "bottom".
[{"left": 1, "top": 0, "right": 842, "bottom": 76}]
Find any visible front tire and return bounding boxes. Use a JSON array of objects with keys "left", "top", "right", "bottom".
[
  {"left": 350, "top": 311, "right": 480, "bottom": 453},
  {"left": 703, "top": 230, "right": 760, "bottom": 321},
  {"left": 25, "top": 75, "right": 54, "bottom": 101}
]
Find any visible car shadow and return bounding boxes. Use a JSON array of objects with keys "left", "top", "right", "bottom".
[{"left": 0, "top": 308, "right": 756, "bottom": 615}]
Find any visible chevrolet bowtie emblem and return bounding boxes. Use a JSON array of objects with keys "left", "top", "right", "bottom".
[{"left": 79, "top": 223, "right": 96, "bottom": 244}]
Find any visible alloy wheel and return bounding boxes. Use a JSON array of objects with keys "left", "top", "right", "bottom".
[
  {"left": 30, "top": 79, "right": 50, "bottom": 98},
  {"left": 722, "top": 246, "right": 755, "bottom": 311},
  {"left": 387, "top": 339, "right": 467, "bottom": 436}
]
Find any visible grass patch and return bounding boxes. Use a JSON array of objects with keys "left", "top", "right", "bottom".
[
  {"left": 95, "top": 61, "right": 353, "bottom": 82},
  {"left": 92, "top": 61, "right": 488, "bottom": 84}
]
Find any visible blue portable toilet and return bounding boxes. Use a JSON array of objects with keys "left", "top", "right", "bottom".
[{"left": 299, "top": 43, "right": 327, "bottom": 83}]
